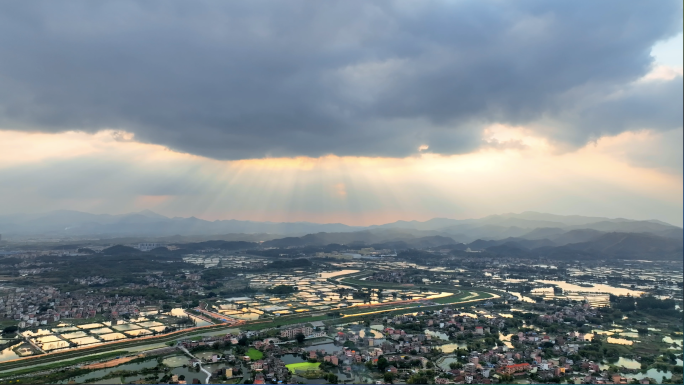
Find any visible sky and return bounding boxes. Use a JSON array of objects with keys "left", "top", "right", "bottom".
[{"left": 0, "top": 1, "right": 682, "bottom": 227}]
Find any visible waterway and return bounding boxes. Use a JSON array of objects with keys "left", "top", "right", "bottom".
[{"left": 58, "top": 359, "right": 159, "bottom": 383}]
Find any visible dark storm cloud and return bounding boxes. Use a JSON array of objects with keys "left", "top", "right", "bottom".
[{"left": 0, "top": 0, "right": 681, "bottom": 159}]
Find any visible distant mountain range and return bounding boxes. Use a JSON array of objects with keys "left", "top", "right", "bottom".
[
  {"left": 0, "top": 210, "right": 362, "bottom": 238},
  {"left": 0, "top": 210, "right": 680, "bottom": 244},
  {"left": 3, "top": 210, "right": 679, "bottom": 260}
]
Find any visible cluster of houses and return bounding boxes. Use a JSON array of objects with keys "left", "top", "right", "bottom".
[
  {"left": 73, "top": 276, "right": 110, "bottom": 285},
  {"left": 0, "top": 270, "right": 219, "bottom": 328},
  {"left": 0, "top": 286, "right": 148, "bottom": 326},
  {"left": 365, "top": 270, "right": 422, "bottom": 284}
]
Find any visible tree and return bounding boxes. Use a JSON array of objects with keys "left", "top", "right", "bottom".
[
  {"left": 384, "top": 372, "right": 394, "bottom": 384},
  {"left": 407, "top": 373, "right": 429, "bottom": 384},
  {"left": 295, "top": 332, "right": 306, "bottom": 344},
  {"left": 2, "top": 326, "right": 18, "bottom": 335},
  {"left": 266, "top": 285, "right": 296, "bottom": 295},
  {"left": 238, "top": 336, "right": 249, "bottom": 346},
  {"left": 377, "top": 356, "right": 390, "bottom": 372}
]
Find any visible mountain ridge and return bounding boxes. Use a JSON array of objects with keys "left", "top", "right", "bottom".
[{"left": 0, "top": 210, "right": 680, "bottom": 242}]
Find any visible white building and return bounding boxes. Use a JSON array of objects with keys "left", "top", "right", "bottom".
[{"left": 137, "top": 243, "right": 163, "bottom": 251}]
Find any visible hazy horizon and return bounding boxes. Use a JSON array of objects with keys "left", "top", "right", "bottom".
[{"left": 2, "top": 208, "right": 681, "bottom": 228}]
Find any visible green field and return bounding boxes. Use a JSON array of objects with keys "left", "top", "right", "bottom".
[
  {"left": 286, "top": 362, "right": 320, "bottom": 373},
  {"left": 246, "top": 347, "right": 263, "bottom": 360}
]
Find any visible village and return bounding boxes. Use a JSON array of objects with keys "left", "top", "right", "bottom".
[{"left": 146, "top": 299, "right": 674, "bottom": 384}]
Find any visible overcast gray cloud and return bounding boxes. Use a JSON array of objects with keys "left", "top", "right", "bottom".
[{"left": 0, "top": 0, "right": 681, "bottom": 159}]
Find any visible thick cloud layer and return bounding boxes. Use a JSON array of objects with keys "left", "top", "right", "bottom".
[{"left": 0, "top": 0, "right": 681, "bottom": 159}]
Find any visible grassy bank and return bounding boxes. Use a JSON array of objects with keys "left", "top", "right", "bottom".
[{"left": 0, "top": 351, "right": 127, "bottom": 379}]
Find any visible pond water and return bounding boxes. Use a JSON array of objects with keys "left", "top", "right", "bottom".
[
  {"left": 171, "top": 362, "right": 223, "bottom": 382},
  {"left": 190, "top": 316, "right": 212, "bottom": 327},
  {"left": 607, "top": 337, "right": 634, "bottom": 345},
  {"left": 22, "top": 329, "right": 53, "bottom": 337},
  {"left": 535, "top": 280, "right": 643, "bottom": 296},
  {"left": 36, "top": 335, "right": 62, "bottom": 343},
  {"left": 90, "top": 327, "right": 115, "bottom": 334},
  {"left": 71, "top": 336, "right": 101, "bottom": 346},
  {"left": 112, "top": 324, "right": 142, "bottom": 331},
  {"left": 303, "top": 342, "right": 339, "bottom": 354},
  {"left": 622, "top": 368, "right": 674, "bottom": 382},
  {"left": 61, "top": 331, "right": 88, "bottom": 339},
  {"left": 425, "top": 329, "right": 449, "bottom": 341},
  {"left": 126, "top": 329, "right": 152, "bottom": 337},
  {"left": 507, "top": 291, "right": 536, "bottom": 303},
  {"left": 162, "top": 355, "right": 188, "bottom": 367},
  {"left": 600, "top": 357, "right": 641, "bottom": 370},
  {"left": 439, "top": 342, "right": 468, "bottom": 353},
  {"left": 498, "top": 334, "right": 516, "bottom": 349},
  {"left": 0, "top": 341, "right": 22, "bottom": 362},
  {"left": 280, "top": 354, "right": 306, "bottom": 365},
  {"left": 319, "top": 270, "right": 360, "bottom": 278},
  {"left": 194, "top": 350, "right": 222, "bottom": 360},
  {"left": 138, "top": 321, "right": 164, "bottom": 328},
  {"left": 437, "top": 355, "right": 460, "bottom": 370},
  {"left": 291, "top": 375, "right": 330, "bottom": 384},
  {"left": 663, "top": 336, "right": 683, "bottom": 346},
  {"left": 228, "top": 312, "right": 260, "bottom": 320},
  {"left": 59, "top": 358, "right": 159, "bottom": 383},
  {"left": 90, "top": 378, "right": 123, "bottom": 384},
  {"left": 53, "top": 326, "right": 79, "bottom": 333},
  {"left": 359, "top": 329, "right": 383, "bottom": 338},
  {"left": 454, "top": 312, "right": 478, "bottom": 318},
  {"left": 41, "top": 340, "right": 70, "bottom": 351},
  {"left": 100, "top": 333, "right": 127, "bottom": 341},
  {"left": 77, "top": 323, "right": 105, "bottom": 329}
]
